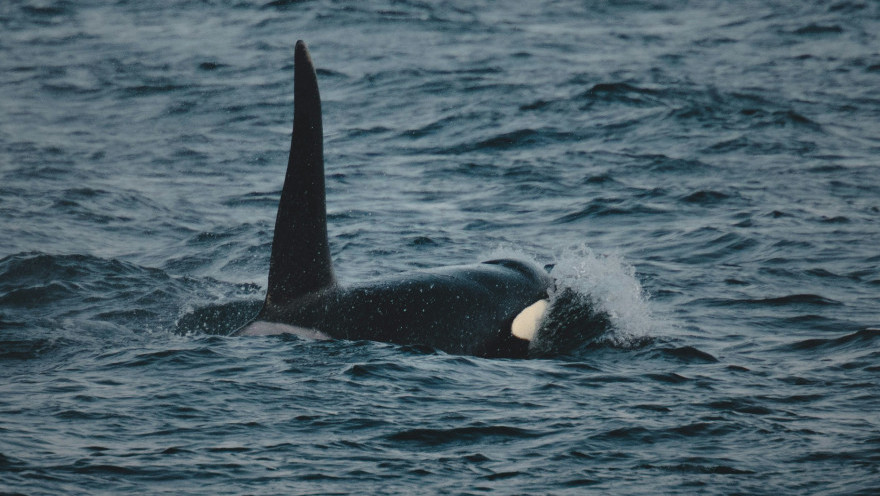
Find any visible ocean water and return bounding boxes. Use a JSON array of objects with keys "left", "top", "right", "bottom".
[{"left": 2, "top": 0, "right": 880, "bottom": 494}]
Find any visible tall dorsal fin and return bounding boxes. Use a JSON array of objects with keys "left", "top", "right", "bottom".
[{"left": 265, "top": 41, "right": 335, "bottom": 306}]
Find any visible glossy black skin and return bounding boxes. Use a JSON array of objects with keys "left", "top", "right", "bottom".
[
  {"left": 238, "top": 41, "right": 553, "bottom": 358},
  {"left": 256, "top": 259, "right": 552, "bottom": 358}
]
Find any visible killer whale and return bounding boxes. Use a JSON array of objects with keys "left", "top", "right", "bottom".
[{"left": 236, "top": 41, "right": 553, "bottom": 358}]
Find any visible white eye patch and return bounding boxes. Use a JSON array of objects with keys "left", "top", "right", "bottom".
[{"left": 511, "top": 299, "right": 549, "bottom": 341}]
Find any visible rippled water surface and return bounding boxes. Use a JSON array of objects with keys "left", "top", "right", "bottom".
[{"left": 2, "top": 1, "right": 880, "bottom": 494}]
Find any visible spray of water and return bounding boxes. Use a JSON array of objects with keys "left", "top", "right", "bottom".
[
  {"left": 551, "top": 245, "right": 652, "bottom": 340},
  {"left": 490, "top": 244, "right": 652, "bottom": 356}
]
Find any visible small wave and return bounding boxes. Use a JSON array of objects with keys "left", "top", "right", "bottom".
[
  {"left": 0, "top": 336, "right": 80, "bottom": 360},
  {"left": 679, "top": 190, "right": 732, "bottom": 205},
  {"left": 645, "top": 372, "right": 692, "bottom": 384},
  {"left": 828, "top": 1, "right": 866, "bottom": 13},
  {"left": 653, "top": 346, "right": 718, "bottom": 364},
  {"left": 343, "top": 361, "right": 415, "bottom": 379},
  {"left": 386, "top": 425, "right": 541, "bottom": 446},
  {"left": 705, "top": 398, "right": 772, "bottom": 415},
  {"left": 261, "top": 0, "right": 310, "bottom": 11},
  {"left": 700, "top": 294, "right": 842, "bottom": 308},
  {"left": 346, "top": 126, "right": 392, "bottom": 138},
  {"left": 583, "top": 173, "right": 616, "bottom": 184},
  {"left": 475, "top": 129, "right": 543, "bottom": 150},
  {"left": 520, "top": 98, "right": 555, "bottom": 111},
  {"left": 123, "top": 83, "right": 187, "bottom": 96},
  {"left": 743, "top": 109, "right": 823, "bottom": 130},
  {"left": 819, "top": 215, "right": 850, "bottom": 224},
  {"left": 554, "top": 200, "right": 666, "bottom": 223},
  {"left": 428, "top": 127, "right": 578, "bottom": 155},
  {"left": 580, "top": 82, "right": 664, "bottom": 106},
  {"left": 175, "top": 300, "right": 262, "bottom": 335},
  {"left": 198, "top": 61, "right": 226, "bottom": 71},
  {"left": 639, "top": 463, "right": 754, "bottom": 475},
  {"left": 793, "top": 24, "right": 843, "bottom": 35},
  {"left": 409, "top": 235, "right": 441, "bottom": 247},
  {"left": 401, "top": 114, "right": 458, "bottom": 139},
  {"left": 786, "top": 328, "right": 880, "bottom": 352},
  {"left": 0, "top": 452, "right": 25, "bottom": 470},
  {"left": 632, "top": 154, "right": 710, "bottom": 173},
  {"left": 481, "top": 471, "right": 523, "bottom": 481},
  {"left": 110, "top": 346, "right": 226, "bottom": 369},
  {"left": 0, "top": 281, "right": 78, "bottom": 309},
  {"left": 69, "top": 463, "right": 141, "bottom": 476},
  {"left": 591, "top": 426, "right": 651, "bottom": 442},
  {"left": 22, "top": 4, "right": 71, "bottom": 17},
  {"left": 0, "top": 252, "right": 241, "bottom": 332}
]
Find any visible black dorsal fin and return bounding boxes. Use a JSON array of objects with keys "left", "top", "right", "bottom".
[{"left": 265, "top": 41, "right": 335, "bottom": 306}]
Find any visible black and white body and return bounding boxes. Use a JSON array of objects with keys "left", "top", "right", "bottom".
[{"left": 236, "top": 41, "right": 552, "bottom": 358}]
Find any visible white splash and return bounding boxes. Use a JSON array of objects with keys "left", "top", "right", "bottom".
[
  {"left": 486, "top": 243, "right": 653, "bottom": 347},
  {"left": 549, "top": 244, "right": 652, "bottom": 345}
]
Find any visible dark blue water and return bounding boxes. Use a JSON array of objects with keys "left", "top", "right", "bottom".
[{"left": 2, "top": 0, "right": 880, "bottom": 494}]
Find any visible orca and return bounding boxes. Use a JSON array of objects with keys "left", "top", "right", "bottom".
[{"left": 235, "top": 41, "right": 553, "bottom": 358}]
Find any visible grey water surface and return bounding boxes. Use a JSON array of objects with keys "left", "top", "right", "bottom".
[{"left": 2, "top": 1, "right": 879, "bottom": 494}]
